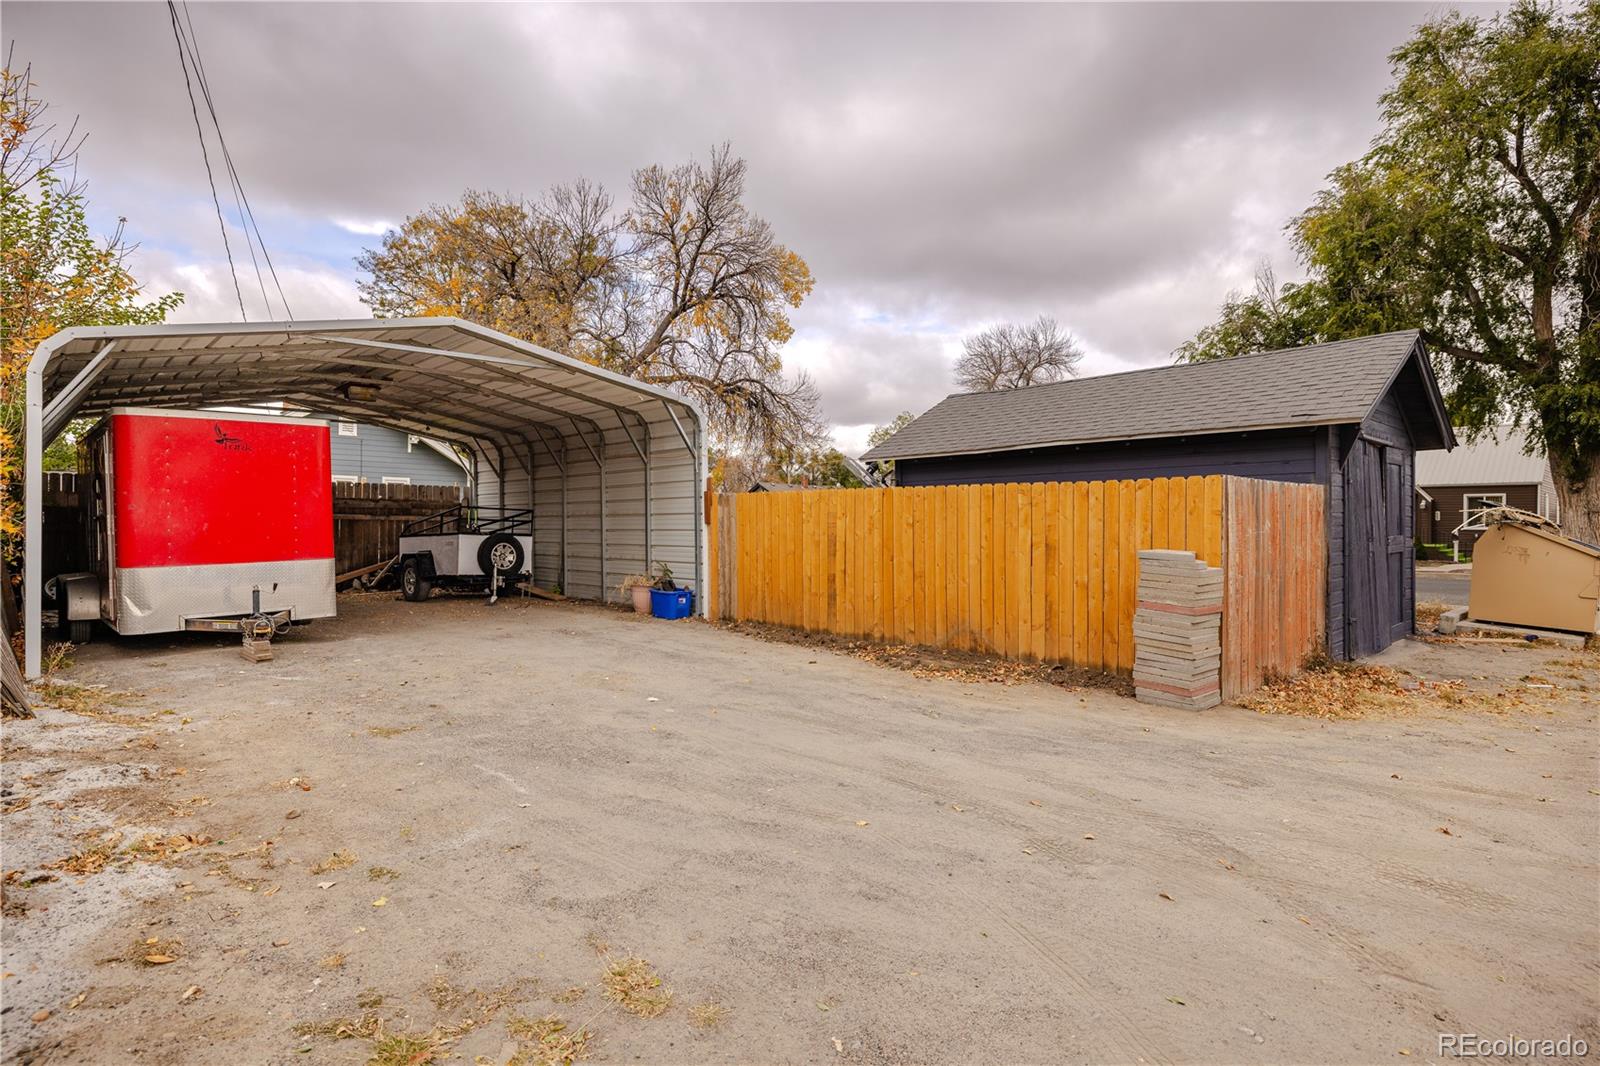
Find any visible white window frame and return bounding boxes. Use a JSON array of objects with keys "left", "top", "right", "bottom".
[
  {"left": 381, "top": 476, "right": 411, "bottom": 486},
  {"left": 336, "top": 421, "right": 358, "bottom": 437},
  {"left": 1461, "top": 492, "right": 1506, "bottom": 531},
  {"left": 332, "top": 474, "right": 358, "bottom": 485}
]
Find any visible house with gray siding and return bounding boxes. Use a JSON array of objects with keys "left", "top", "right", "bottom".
[
  {"left": 323, "top": 417, "right": 469, "bottom": 488},
  {"left": 861, "top": 330, "right": 1455, "bottom": 660}
]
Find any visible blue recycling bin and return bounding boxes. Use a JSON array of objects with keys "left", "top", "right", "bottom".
[{"left": 649, "top": 587, "right": 694, "bottom": 619}]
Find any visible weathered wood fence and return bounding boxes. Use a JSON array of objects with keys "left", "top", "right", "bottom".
[
  {"left": 40, "top": 474, "right": 463, "bottom": 579},
  {"left": 708, "top": 475, "right": 1325, "bottom": 699},
  {"left": 331, "top": 482, "right": 463, "bottom": 574}
]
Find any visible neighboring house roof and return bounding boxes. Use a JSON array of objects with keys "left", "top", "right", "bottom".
[
  {"left": 861, "top": 330, "right": 1453, "bottom": 462},
  {"left": 750, "top": 480, "right": 806, "bottom": 492},
  {"left": 416, "top": 436, "right": 469, "bottom": 472},
  {"left": 1415, "top": 426, "right": 1549, "bottom": 487}
]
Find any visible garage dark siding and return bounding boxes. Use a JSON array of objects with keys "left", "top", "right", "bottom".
[
  {"left": 1416, "top": 483, "right": 1540, "bottom": 553},
  {"left": 895, "top": 428, "right": 1321, "bottom": 488}
]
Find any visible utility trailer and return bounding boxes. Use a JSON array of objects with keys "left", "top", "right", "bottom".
[
  {"left": 51, "top": 408, "right": 336, "bottom": 644},
  {"left": 396, "top": 505, "right": 534, "bottom": 602}
]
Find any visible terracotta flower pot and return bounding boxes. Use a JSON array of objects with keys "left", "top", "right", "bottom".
[{"left": 631, "top": 584, "right": 653, "bottom": 614}]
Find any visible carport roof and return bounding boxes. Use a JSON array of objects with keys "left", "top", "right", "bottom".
[{"left": 30, "top": 317, "right": 705, "bottom": 455}]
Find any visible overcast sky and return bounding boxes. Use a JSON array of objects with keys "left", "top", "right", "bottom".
[{"left": 7, "top": 1, "right": 1447, "bottom": 453}]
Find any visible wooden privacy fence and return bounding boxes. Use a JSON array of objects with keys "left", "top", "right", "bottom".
[
  {"left": 332, "top": 482, "right": 463, "bottom": 575},
  {"left": 708, "top": 475, "right": 1326, "bottom": 699}
]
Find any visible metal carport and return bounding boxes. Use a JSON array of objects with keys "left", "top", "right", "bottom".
[{"left": 21, "top": 317, "right": 708, "bottom": 678}]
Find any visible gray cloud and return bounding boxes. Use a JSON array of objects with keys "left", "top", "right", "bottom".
[{"left": 6, "top": 1, "right": 1441, "bottom": 451}]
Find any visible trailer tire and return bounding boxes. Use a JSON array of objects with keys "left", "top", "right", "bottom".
[
  {"left": 477, "top": 534, "right": 524, "bottom": 578},
  {"left": 69, "top": 620, "right": 93, "bottom": 644},
  {"left": 401, "top": 559, "right": 432, "bottom": 602}
]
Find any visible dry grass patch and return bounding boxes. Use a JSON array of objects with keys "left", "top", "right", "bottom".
[
  {"left": 550, "top": 985, "right": 586, "bottom": 1004},
  {"left": 688, "top": 1000, "right": 730, "bottom": 1029},
  {"left": 717, "top": 620, "right": 1133, "bottom": 694},
  {"left": 1242, "top": 654, "right": 1558, "bottom": 720},
  {"left": 366, "top": 1031, "right": 440, "bottom": 1065},
  {"left": 125, "top": 832, "right": 211, "bottom": 863},
  {"left": 45, "top": 830, "right": 125, "bottom": 876},
  {"left": 293, "top": 1013, "right": 381, "bottom": 1040},
  {"left": 31, "top": 681, "right": 149, "bottom": 724},
  {"left": 507, "top": 1015, "right": 593, "bottom": 1066},
  {"left": 368, "top": 866, "right": 401, "bottom": 882},
  {"left": 367, "top": 725, "right": 419, "bottom": 739},
  {"left": 100, "top": 935, "right": 183, "bottom": 966},
  {"left": 600, "top": 957, "right": 671, "bottom": 1018},
  {"left": 310, "top": 849, "right": 357, "bottom": 875},
  {"left": 320, "top": 953, "right": 347, "bottom": 970}
]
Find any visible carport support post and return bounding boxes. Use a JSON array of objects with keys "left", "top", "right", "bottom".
[{"left": 23, "top": 350, "right": 45, "bottom": 678}]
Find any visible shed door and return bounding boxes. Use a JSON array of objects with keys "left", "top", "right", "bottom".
[
  {"left": 1383, "top": 448, "right": 1412, "bottom": 643},
  {"left": 1346, "top": 439, "right": 1411, "bottom": 657}
]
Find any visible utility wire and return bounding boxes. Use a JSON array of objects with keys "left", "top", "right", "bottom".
[
  {"left": 169, "top": 5, "right": 267, "bottom": 318},
  {"left": 177, "top": 1, "right": 294, "bottom": 320},
  {"left": 167, "top": 0, "right": 246, "bottom": 320}
]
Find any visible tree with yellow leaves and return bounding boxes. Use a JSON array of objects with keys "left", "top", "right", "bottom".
[
  {"left": 1, "top": 56, "right": 182, "bottom": 563},
  {"left": 358, "top": 145, "right": 818, "bottom": 450}
]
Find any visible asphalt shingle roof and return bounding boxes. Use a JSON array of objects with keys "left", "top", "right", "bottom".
[{"left": 861, "top": 330, "right": 1425, "bottom": 461}]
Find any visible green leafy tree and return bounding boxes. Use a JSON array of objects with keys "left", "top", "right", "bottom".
[{"left": 1178, "top": 1, "right": 1600, "bottom": 541}]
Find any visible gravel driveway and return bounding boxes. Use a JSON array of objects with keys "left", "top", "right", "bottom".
[{"left": 3, "top": 593, "right": 1595, "bottom": 1064}]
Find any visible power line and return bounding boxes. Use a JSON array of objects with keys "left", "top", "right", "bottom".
[
  {"left": 169, "top": 4, "right": 267, "bottom": 317},
  {"left": 176, "top": 2, "right": 294, "bottom": 321},
  {"left": 166, "top": 0, "right": 246, "bottom": 320}
]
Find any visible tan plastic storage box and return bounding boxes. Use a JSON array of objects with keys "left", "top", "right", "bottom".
[{"left": 1468, "top": 522, "right": 1600, "bottom": 635}]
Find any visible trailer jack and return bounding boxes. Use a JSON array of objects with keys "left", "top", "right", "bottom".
[{"left": 181, "top": 588, "right": 289, "bottom": 662}]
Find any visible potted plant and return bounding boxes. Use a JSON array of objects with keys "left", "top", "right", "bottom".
[{"left": 618, "top": 574, "right": 653, "bottom": 613}]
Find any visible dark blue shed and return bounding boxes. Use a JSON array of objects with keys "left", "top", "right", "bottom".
[{"left": 860, "top": 331, "right": 1455, "bottom": 659}]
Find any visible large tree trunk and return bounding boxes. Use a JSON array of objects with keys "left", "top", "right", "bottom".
[{"left": 1548, "top": 439, "right": 1600, "bottom": 545}]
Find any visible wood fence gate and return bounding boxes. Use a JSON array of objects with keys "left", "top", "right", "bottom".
[{"left": 707, "top": 475, "right": 1325, "bottom": 699}]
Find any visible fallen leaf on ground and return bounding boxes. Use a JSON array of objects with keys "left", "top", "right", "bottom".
[
  {"left": 1297, "top": 915, "right": 1312, "bottom": 926},
  {"left": 1437, "top": 826, "right": 1454, "bottom": 836},
  {"left": 833, "top": 1038, "right": 844, "bottom": 1052},
  {"left": 1166, "top": 996, "right": 1185, "bottom": 1006},
  {"left": 371, "top": 896, "right": 387, "bottom": 907},
  {"left": 949, "top": 804, "right": 964, "bottom": 812},
  {"left": 1022, "top": 847, "right": 1036, "bottom": 855},
  {"left": 855, "top": 821, "right": 869, "bottom": 827},
  {"left": 316, "top": 882, "right": 336, "bottom": 890},
  {"left": 1158, "top": 892, "right": 1175, "bottom": 902},
  {"left": 65, "top": 991, "right": 87, "bottom": 1009},
  {"left": 143, "top": 955, "right": 176, "bottom": 965},
  {"left": 1028, "top": 800, "right": 1042, "bottom": 807},
  {"left": 32, "top": 1009, "right": 49, "bottom": 1023},
  {"left": 1083, "top": 833, "right": 1096, "bottom": 840},
  {"left": 181, "top": 985, "right": 202, "bottom": 1001}
]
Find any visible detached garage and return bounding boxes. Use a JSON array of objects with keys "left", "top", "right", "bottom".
[
  {"left": 862, "top": 330, "right": 1456, "bottom": 660},
  {"left": 21, "top": 317, "right": 708, "bottom": 678}
]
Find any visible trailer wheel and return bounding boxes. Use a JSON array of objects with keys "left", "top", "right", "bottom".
[
  {"left": 477, "top": 534, "right": 524, "bottom": 578},
  {"left": 402, "top": 559, "right": 432, "bottom": 602},
  {"left": 69, "top": 620, "right": 93, "bottom": 644}
]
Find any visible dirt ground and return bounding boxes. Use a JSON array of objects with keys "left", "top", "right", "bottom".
[{"left": 3, "top": 593, "right": 1597, "bottom": 1065}]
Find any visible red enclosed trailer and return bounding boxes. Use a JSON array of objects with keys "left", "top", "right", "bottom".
[{"left": 63, "top": 408, "right": 337, "bottom": 638}]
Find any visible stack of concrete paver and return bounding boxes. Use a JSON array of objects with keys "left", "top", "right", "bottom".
[{"left": 1133, "top": 549, "right": 1222, "bottom": 710}]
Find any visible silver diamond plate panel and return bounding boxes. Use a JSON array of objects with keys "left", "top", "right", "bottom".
[{"left": 111, "top": 559, "right": 336, "bottom": 636}]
